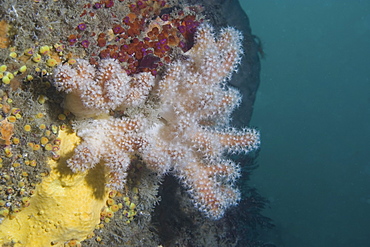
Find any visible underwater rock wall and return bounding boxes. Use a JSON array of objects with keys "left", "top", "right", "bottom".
[{"left": 0, "top": 0, "right": 263, "bottom": 246}]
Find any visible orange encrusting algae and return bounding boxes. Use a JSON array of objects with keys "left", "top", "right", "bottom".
[
  {"left": 0, "top": 119, "right": 14, "bottom": 146},
  {"left": 0, "top": 20, "right": 9, "bottom": 49}
]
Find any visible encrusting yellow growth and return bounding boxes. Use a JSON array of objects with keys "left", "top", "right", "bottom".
[{"left": 0, "top": 129, "right": 109, "bottom": 246}]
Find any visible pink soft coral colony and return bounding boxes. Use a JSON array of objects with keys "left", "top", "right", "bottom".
[{"left": 54, "top": 23, "right": 260, "bottom": 219}]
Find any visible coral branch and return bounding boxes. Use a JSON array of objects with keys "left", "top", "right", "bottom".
[
  {"left": 54, "top": 59, "right": 155, "bottom": 118},
  {"left": 179, "top": 160, "right": 241, "bottom": 218}
]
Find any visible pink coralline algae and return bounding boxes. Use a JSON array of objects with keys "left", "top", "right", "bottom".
[{"left": 53, "top": 23, "right": 260, "bottom": 219}]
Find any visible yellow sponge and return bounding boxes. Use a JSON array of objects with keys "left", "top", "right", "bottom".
[{"left": 0, "top": 129, "right": 108, "bottom": 246}]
